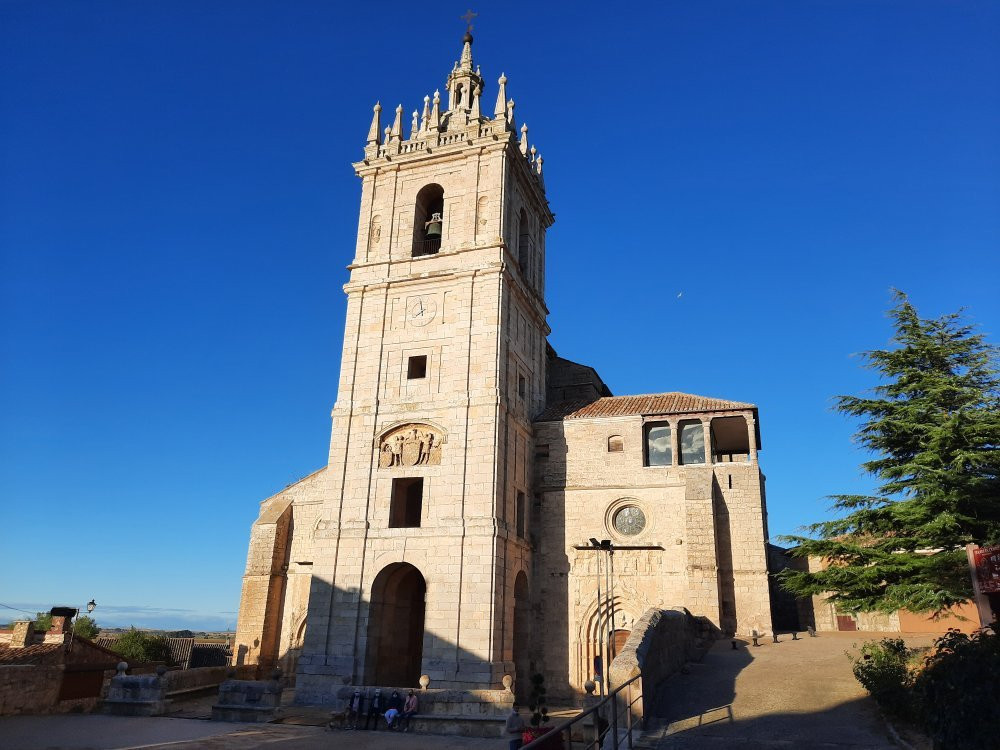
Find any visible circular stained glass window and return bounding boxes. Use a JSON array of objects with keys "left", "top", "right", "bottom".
[{"left": 613, "top": 506, "right": 646, "bottom": 536}]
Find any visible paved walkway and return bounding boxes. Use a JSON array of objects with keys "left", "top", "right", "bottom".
[
  {"left": 0, "top": 632, "right": 934, "bottom": 750},
  {"left": 643, "top": 631, "right": 933, "bottom": 749},
  {"left": 0, "top": 714, "right": 509, "bottom": 750}
]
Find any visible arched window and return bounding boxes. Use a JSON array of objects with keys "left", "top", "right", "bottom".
[
  {"left": 412, "top": 184, "right": 444, "bottom": 257},
  {"left": 455, "top": 83, "right": 465, "bottom": 109},
  {"left": 517, "top": 208, "right": 533, "bottom": 282}
]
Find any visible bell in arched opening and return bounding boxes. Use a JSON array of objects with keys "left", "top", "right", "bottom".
[{"left": 424, "top": 212, "right": 443, "bottom": 240}]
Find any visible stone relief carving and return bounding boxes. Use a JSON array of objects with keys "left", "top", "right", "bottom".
[
  {"left": 477, "top": 196, "right": 489, "bottom": 231},
  {"left": 378, "top": 424, "right": 443, "bottom": 468}
]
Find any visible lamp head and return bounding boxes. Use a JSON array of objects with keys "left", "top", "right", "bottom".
[
  {"left": 86, "top": 600, "right": 96, "bottom": 613},
  {"left": 589, "top": 538, "right": 600, "bottom": 547}
]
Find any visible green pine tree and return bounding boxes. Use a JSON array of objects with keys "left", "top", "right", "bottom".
[
  {"left": 781, "top": 291, "right": 1000, "bottom": 615},
  {"left": 33, "top": 612, "right": 53, "bottom": 632}
]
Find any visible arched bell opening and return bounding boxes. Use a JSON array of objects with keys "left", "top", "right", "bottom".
[
  {"left": 512, "top": 571, "right": 530, "bottom": 702},
  {"left": 413, "top": 184, "right": 444, "bottom": 257},
  {"left": 364, "top": 562, "right": 426, "bottom": 687}
]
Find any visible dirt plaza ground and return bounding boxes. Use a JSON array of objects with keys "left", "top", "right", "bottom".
[{"left": 0, "top": 631, "right": 934, "bottom": 750}]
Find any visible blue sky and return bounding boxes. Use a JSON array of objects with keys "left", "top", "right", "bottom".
[{"left": 1, "top": 0, "right": 997, "bottom": 630}]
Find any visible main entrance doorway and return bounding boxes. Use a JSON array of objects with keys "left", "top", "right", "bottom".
[
  {"left": 611, "top": 628, "right": 631, "bottom": 659},
  {"left": 365, "top": 563, "right": 426, "bottom": 687}
]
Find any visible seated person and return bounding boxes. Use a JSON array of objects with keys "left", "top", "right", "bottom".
[
  {"left": 385, "top": 690, "right": 403, "bottom": 729},
  {"left": 384, "top": 706, "right": 400, "bottom": 730},
  {"left": 400, "top": 690, "right": 419, "bottom": 732}
]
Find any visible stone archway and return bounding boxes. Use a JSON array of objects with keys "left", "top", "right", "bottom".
[
  {"left": 577, "top": 598, "right": 636, "bottom": 689},
  {"left": 512, "top": 571, "right": 530, "bottom": 702},
  {"left": 365, "top": 563, "right": 426, "bottom": 687}
]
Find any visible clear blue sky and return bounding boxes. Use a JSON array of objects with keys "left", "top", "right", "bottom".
[{"left": 1, "top": 1, "right": 997, "bottom": 630}]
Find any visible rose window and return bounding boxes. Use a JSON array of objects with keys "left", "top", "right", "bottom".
[{"left": 612, "top": 506, "right": 646, "bottom": 536}]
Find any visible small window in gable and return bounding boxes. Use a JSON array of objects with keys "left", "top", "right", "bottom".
[
  {"left": 407, "top": 355, "right": 427, "bottom": 380},
  {"left": 608, "top": 435, "right": 624, "bottom": 453}
]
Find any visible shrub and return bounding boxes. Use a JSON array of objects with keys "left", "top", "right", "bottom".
[
  {"left": 913, "top": 628, "right": 1000, "bottom": 750},
  {"left": 111, "top": 627, "right": 174, "bottom": 665},
  {"left": 849, "top": 638, "right": 916, "bottom": 719},
  {"left": 527, "top": 673, "right": 549, "bottom": 727}
]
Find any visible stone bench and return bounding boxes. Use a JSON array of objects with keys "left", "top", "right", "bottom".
[
  {"left": 342, "top": 713, "right": 506, "bottom": 738},
  {"left": 212, "top": 674, "right": 283, "bottom": 723},
  {"left": 103, "top": 664, "right": 169, "bottom": 717}
]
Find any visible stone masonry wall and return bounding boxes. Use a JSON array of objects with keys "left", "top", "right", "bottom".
[
  {"left": 0, "top": 665, "right": 62, "bottom": 716},
  {"left": 295, "top": 135, "right": 551, "bottom": 701},
  {"left": 233, "top": 468, "right": 324, "bottom": 671},
  {"left": 533, "top": 409, "right": 772, "bottom": 700}
]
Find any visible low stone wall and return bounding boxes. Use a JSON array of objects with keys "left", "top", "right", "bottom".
[
  {"left": 104, "top": 668, "right": 169, "bottom": 716},
  {"left": 608, "top": 607, "right": 716, "bottom": 723},
  {"left": 212, "top": 677, "right": 283, "bottom": 722},
  {"left": 164, "top": 665, "right": 255, "bottom": 697},
  {"left": 0, "top": 665, "right": 62, "bottom": 716}
]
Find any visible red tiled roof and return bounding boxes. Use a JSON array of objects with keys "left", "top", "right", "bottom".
[
  {"left": 0, "top": 643, "right": 62, "bottom": 664},
  {"left": 536, "top": 392, "right": 755, "bottom": 422}
]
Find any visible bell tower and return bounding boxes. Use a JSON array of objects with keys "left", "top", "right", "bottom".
[{"left": 294, "top": 30, "right": 552, "bottom": 699}]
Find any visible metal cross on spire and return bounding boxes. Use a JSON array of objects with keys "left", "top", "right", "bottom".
[{"left": 461, "top": 8, "right": 478, "bottom": 32}]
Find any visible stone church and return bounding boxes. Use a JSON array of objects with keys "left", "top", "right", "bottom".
[{"left": 233, "top": 32, "right": 773, "bottom": 703}]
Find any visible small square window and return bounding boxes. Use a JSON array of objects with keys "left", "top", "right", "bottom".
[{"left": 407, "top": 355, "right": 427, "bottom": 380}]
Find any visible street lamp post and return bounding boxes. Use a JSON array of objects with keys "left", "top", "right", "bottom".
[
  {"left": 67, "top": 599, "right": 97, "bottom": 651},
  {"left": 593, "top": 541, "right": 605, "bottom": 696}
]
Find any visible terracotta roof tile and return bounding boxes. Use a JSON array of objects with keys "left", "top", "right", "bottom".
[
  {"left": 535, "top": 392, "right": 755, "bottom": 422},
  {"left": 0, "top": 643, "right": 62, "bottom": 664}
]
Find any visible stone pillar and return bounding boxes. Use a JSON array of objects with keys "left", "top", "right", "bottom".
[
  {"left": 668, "top": 419, "right": 679, "bottom": 467},
  {"left": 683, "top": 468, "right": 721, "bottom": 627},
  {"left": 746, "top": 415, "right": 758, "bottom": 463},
  {"left": 11, "top": 621, "right": 32, "bottom": 648},
  {"left": 701, "top": 418, "right": 713, "bottom": 465}
]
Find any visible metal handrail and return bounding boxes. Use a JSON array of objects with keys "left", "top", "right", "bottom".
[{"left": 521, "top": 672, "right": 643, "bottom": 750}]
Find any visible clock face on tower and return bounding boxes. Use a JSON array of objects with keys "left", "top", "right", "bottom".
[{"left": 407, "top": 296, "right": 437, "bottom": 326}]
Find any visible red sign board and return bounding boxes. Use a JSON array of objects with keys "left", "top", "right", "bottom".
[{"left": 972, "top": 544, "right": 1000, "bottom": 595}]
